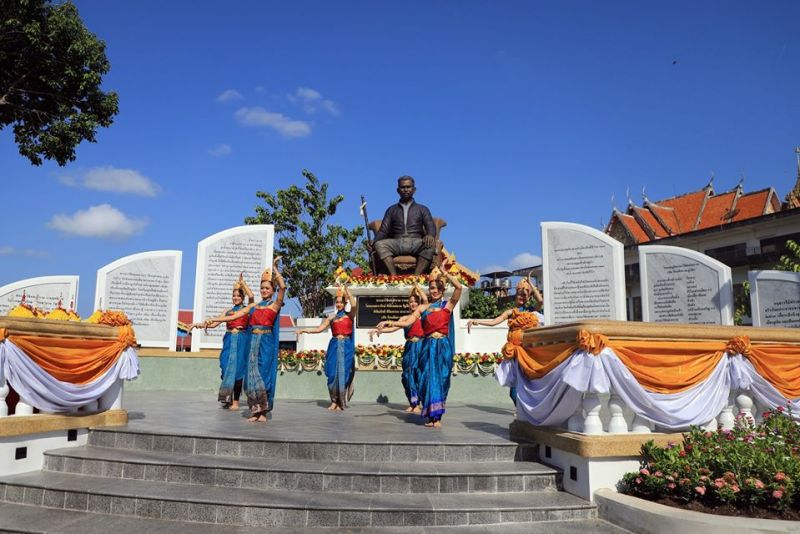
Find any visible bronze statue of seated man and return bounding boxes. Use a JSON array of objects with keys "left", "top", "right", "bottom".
[{"left": 372, "top": 176, "right": 437, "bottom": 275}]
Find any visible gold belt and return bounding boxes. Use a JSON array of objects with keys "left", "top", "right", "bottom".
[
  {"left": 251, "top": 328, "right": 273, "bottom": 334},
  {"left": 227, "top": 328, "right": 244, "bottom": 334},
  {"left": 334, "top": 335, "right": 350, "bottom": 340},
  {"left": 407, "top": 336, "right": 421, "bottom": 342},
  {"left": 428, "top": 332, "right": 446, "bottom": 339}
]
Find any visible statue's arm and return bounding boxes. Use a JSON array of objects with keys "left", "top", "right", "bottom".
[
  {"left": 374, "top": 206, "right": 393, "bottom": 242},
  {"left": 421, "top": 205, "right": 436, "bottom": 237}
]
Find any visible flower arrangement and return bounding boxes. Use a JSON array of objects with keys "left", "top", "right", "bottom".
[
  {"left": 356, "top": 344, "right": 403, "bottom": 369},
  {"left": 452, "top": 352, "right": 503, "bottom": 375},
  {"left": 295, "top": 349, "right": 326, "bottom": 371},
  {"left": 620, "top": 407, "right": 800, "bottom": 519}
]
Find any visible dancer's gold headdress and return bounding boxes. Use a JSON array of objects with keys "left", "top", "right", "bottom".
[
  {"left": 409, "top": 284, "right": 425, "bottom": 303},
  {"left": 516, "top": 272, "right": 534, "bottom": 294},
  {"left": 335, "top": 285, "right": 345, "bottom": 299},
  {"left": 261, "top": 268, "right": 272, "bottom": 283},
  {"left": 427, "top": 265, "right": 445, "bottom": 284}
]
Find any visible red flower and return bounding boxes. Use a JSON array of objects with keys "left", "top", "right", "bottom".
[
  {"left": 695, "top": 486, "right": 706, "bottom": 496},
  {"left": 774, "top": 472, "right": 787, "bottom": 482},
  {"left": 773, "top": 489, "right": 784, "bottom": 499},
  {"left": 640, "top": 468, "right": 650, "bottom": 476}
]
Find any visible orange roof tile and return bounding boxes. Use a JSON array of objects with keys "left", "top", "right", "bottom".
[
  {"left": 730, "top": 190, "right": 771, "bottom": 222},
  {"left": 616, "top": 212, "right": 650, "bottom": 243},
  {"left": 696, "top": 191, "right": 737, "bottom": 230},
  {"left": 633, "top": 207, "right": 669, "bottom": 238},
  {"left": 657, "top": 190, "right": 709, "bottom": 233}
]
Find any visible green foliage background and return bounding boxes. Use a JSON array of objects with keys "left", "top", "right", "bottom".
[
  {"left": 245, "top": 170, "right": 366, "bottom": 317},
  {"left": 1, "top": 0, "right": 119, "bottom": 165}
]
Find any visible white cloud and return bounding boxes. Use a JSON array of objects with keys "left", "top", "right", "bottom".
[
  {"left": 208, "top": 143, "right": 232, "bottom": 157},
  {"left": 234, "top": 107, "right": 312, "bottom": 138},
  {"left": 58, "top": 166, "right": 160, "bottom": 197},
  {"left": 47, "top": 204, "right": 149, "bottom": 239},
  {"left": 290, "top": 87, "right": 341, "bottom": 116},
  {"left": 216, "top": 89, "right": 243, "bottom": 102},
  {"left": 508, "top": 252, "right": 542, "bottom": 271},
  {"left": 480, "top": 252, "right": 542, "bottom": 275},
  {"left": 0, "top": 246, "right": 48, "bottom": 257}
]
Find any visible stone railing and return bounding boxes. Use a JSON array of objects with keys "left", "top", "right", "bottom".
[
  {"left": 514, "top": 320, "right": 800, "bottom": 435},
  {"left": 0, "top": 317, "right": 133, "bottom": 417}
]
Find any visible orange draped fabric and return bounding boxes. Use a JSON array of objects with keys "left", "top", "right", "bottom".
[
  {"left": 747, "top": 345, "right": 800, "bottom": 399},
  {"left": 4, "top": 325, "right": 137, "bottom": 385},
  {"left": 511, "top": 330, "right": 800, "bottom": 398},
  {"left": 608, "top": 340, "right": 725, "bottom": 394}
]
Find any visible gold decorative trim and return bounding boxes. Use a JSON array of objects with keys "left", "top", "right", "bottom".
[
  {"left": 0, "top": 316, "right": 119, "bottom": 340},
  {"left": 0, "top": 409, "right": 128, "bottom": 437},
  {"left": 523, "top": 319, "right": 800, "bottom": 348},
  {"left": 510, "top": 420, "right": 683, "bottom": 458}
]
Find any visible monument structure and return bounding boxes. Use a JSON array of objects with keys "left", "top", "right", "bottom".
[
  {"left": 95, "top": 250, "right": 182, "bottom": 348},
  {"left": 192, "top": 225, "right": 273, "bottom": 351},
  {"left": 368, "top": 175, "right": 441, "bottom": 275},
  {"left": 0, "top": 275, "right": 79, "bottom": 316},
  {"left": 749, "top": 270, "right": 800, "bottom": 327},
  {"left": 639, "top": 245, "right": 733, "bottom": 325},
  {"left": 541, "top": 222, "right": 626, "bottom": 325}
]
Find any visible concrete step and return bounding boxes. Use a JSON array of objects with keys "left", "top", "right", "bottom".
[
  {"left": 87, "top": 428, "right": 536, "bottom": 464},
  {"left": 0, "top": 502, "right": 631, "bottom": 533},
  {"left": 0, "top": 471, "right": 596, "bottom": 527},
  {"left": 44, "top": 446, "right": 560, "bottom": 494}
]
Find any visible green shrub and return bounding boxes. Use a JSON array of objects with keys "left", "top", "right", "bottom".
[{"left": 620, "top": 407, "right": 800, "bottom": 514}]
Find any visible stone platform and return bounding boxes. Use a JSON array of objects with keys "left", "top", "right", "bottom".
[{"left": 0, "top": 392, "right": 629, "bottom": 533}]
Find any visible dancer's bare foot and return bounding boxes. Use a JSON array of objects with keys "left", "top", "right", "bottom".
[
  {"left": 229, "top": 401, "right": 239, "bottom": 411},
  {"left": 247, "top": 413, "right": 268, "bottom": 423},
  {"left": 404, "top": 406, "right": 415, "bottom": 413},
  {"left": 432, "top": 421, "right": 442, "bottom": 428},
  {"left": 413, "top": 406, "right": 422, "bottom": 414},
  {"left": 424, "top": 421, "right": 435, "bottom": 427},
  {"left": 333, "top": 405, "right": 344, "bottom": 412},
  {"left": 327, "top": 403, "right": 336, "bottom": 411}
]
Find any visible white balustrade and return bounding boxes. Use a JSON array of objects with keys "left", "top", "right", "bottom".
[
  {"left": 630, "top": 414, "right": 652, "bottom": 433},
  {"left": 13, "top": 396, "right": 34, "bottom": 416},
  {"left": 582, "top": 393, "right": 604, "bottom": 434},
  {"left": 736, "top": 391, "right": 755, "bottom": 425},
  {"left": 99, "top": 379, "right": 124, "bottom": 410},
  {"left": 0, "top": 377, "right": 8, "bottom": 417},
  {"left": 607, "top": 394, "right": 628, "bottom": 434},
  {"left": 567, "top": 401, "right": 583, "bottom": 432},
  {"left": 718, "top": 393, "right": 736, "bottom": 430}
]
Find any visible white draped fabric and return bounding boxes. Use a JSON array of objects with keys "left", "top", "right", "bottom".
[
  {"left": 496, "top": 348, "right": 800, "bottom": 431},
  {"left": 0, "top": 339, "right": 139, "bottom": 412}
]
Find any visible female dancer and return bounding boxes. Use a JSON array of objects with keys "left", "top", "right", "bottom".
[
  {"left": 296, "top": 285, "right": 357, "bottom": 411},
  {"left": 202, "top": 258, "right": 285, "bottom": 423},
  {"left": 191, "top": 274, "right": 254, "bottom": 410},
  {"left": 377, "top": 264, "right": 462, "bottom": 428},
  {"left": 466, "top": 273, "right": 543, "bottom": 404},
  {"left": 369, "top": 284, "right": 427, "bottom": 413}
]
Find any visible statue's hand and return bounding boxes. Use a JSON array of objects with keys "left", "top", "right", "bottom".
[{"left": 423, "top": 235, "right": 435, "bottom": 248}]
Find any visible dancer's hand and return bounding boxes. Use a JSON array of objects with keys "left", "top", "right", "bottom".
[
  {"left": 368, "top": 329, "right": 379, "bottom": 341},
  {"left": 466, "top": 320, "right": 477, "bottom": 333},
  {"left": 295, "top": 329, "right": 305, "bottom": 339}
]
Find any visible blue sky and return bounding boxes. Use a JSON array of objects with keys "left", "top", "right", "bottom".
[{"left": 2, "top": 1, "right": 799, "bottom": 316}]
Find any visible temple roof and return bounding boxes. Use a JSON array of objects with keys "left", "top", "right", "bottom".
[{"left": 606, "top": 181, "right": 790, "bottom": 246}]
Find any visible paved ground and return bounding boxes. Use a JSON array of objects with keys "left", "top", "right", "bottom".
[{"left": 120, "top": 391, "right": 518, "bottom": 444}]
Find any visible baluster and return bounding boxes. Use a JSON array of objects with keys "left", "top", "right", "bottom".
[
  {"left": 0, "top": 377, "right": 8, "bottom": 417},
  {"left": 718, "top": 393, "right": 736, "bottom": 430},
  {"left": 701, "top": 418, "right": 718, "bottom": 432},
  {"left": 14, "top": 395, "right": 34, "bottom": 416},
  {"left": 566, "top": 399, "right": 583, "bottom": 432},
  {"left": 736, "top": 392, "right": 755, "bottom": 426},
  {"left": 631, "top": 414, "right": 652, "bottom": 433},
  {"left": 607, "top": 394, "right": 629, "bottom": 434},
  {"left": 99, "top": 379, "right": 123, "bottom": 411},
  {"left": 582, "top": 393, "right": 604, "bottom": 434}
]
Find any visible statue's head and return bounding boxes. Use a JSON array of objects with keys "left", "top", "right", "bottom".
[{"left": 397, "top": 175, "right": 416, "bottom": 202}]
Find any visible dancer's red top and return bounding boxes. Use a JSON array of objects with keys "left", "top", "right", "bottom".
[
  {"left": 249, "top": 306, "right": 277, "bottom": 327},
  {"left": 331, "top": 315, "right": 353, "bottom": 336},
  {"left": 423, "top": 308, "right": 450, "bottom": 336}
]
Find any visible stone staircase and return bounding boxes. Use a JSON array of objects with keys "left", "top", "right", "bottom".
[{"left": 0, "top": 396, "right": 628, "bottom": 532}]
